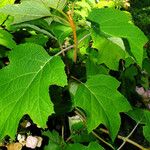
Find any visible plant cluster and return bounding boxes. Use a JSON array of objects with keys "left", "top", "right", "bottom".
[{"left": 0, "top": 0, "right": 150, "bottom": 149}]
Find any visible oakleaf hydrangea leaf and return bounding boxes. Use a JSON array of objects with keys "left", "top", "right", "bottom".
[
  {"left": 0, "top": 43, "right": 67, "bottom": 139},
  {"left": 0, "top": 1, "right": 51, "bottom": 24},
  {"left": 74, "top": 75, "right": 131, "bottom": 140},
  {"left": 88, "top": 8, "right": 148, "bottom": 66},
  {"left": 91, "top": 29, "right": 125, "bottom": 70}
]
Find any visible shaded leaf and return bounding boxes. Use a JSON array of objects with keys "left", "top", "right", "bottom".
[
  {"left": 91, "top": 29, "right": 125, "bottom": 70},
  {"left": 0, "top": 43, "right": 67, "bottom": 139},
  {"left": 74, "top": 75, "right": 131, "bottom": 140},
  {"left": 86, "top": 58, "right": 109, "bottom": 77},
  {"left": 0, "top": 29, "right": 16, "bottom": 49},
  {"left": 24, "top": 34, "right": 48, "bottom": 46},
  {"left": 44, "top": 131, "right": 65, "bottom": 150},
  {"left": 127, "top": 108, "right": 150, "bottom": 142},
  {"left": 50, "top": 22, "right": 72, "bottom": 45}
]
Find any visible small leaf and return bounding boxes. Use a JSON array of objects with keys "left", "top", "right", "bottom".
[
  {"left": 44, "top": 131, "right": 65, "bottom": 150},
  {"left": 74, "top": 75, "right": 131, "bottom": 140},
  {"left": 0, "top": 43, "right": 67, "bottom": 139},
  {"left": 127, "top": 109, "right": 150, "bottom": 142},
  {"left": 88, "top": 8, "right": 148, "bottom": 66},
  {"left": 0, "top": 29, "right": 16, "bottom": 49},
  {"left": 0, "top": 1, "right": 51, "bottom": 24}
]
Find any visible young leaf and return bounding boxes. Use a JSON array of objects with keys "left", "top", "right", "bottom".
[
  {"left": 88, "top": 8, "right": 148, "bottom": 67},
  {"left": 0, "top": 43, "right": 67, "bottom": 139},
  {"left": 0, "top": 29, "right": 16, "bottom": 49},
  {"left": 74, "top": 75, "right": 131, "bottom": 140},
  {"left": 0, "top": 1, "right": 51, "bottom": 24}
]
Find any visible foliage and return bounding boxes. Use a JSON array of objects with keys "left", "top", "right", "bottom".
[{"left": 0, "top": 0, "right": 149, "bottom": 149}]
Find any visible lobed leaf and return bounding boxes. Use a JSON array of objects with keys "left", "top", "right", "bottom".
[
  {"left": 0, "top": 43, "right": 67, "bottom": 139},
  {"left": 91, "top": 29, "right": 125, "bottom": 70},
  {"left": 88, "top": 8, "right": 148, "bottom": 66},
  {"left": 74, "top": 75, "right": 131, "bottom": 140}
]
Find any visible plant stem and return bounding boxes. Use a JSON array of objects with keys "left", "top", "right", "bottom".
[
  {"left": 100, "top": 128, "right": 149, "bottom": 150},
  {"left": 55, "top": 45, "right": 74, "bottom": 56},
  {"left": 92, "top": 131, "right": 115, "bottom": 150},
  {"left": 67, "top": 10, "right": 78, "bottom": 62},
  {"left": 55, "top": 33, "right": 91, "bottom": 56},
  {"left": 117, "top": 121, "right": 140, "bottom": 150},
  {"left": 75, "top": 108, "right": 148, "bottom": 150},
  {"left": 75, "top": 108, "right": 115, "bottom": 150}
]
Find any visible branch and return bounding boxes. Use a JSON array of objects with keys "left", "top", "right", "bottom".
[
  {"left": 55, "top": 33, "right": 91, "bottom": 57},
  {"left": 100, "top": 128, "right": 149, "bottom": 150},
  {"left": 75, "top": 108, "right": 149, "bottom": 150},
  {"left": 75, "top": 108, "right": 115, "bottom": 150},
  {"left": 92, "top": 131, "right": 115, "bottom": 150},
  {"left": 117, "top": 121, "right": 140, "bottom": 150}
]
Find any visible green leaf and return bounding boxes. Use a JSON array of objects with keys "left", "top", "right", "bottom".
[
  {"left": 69, "top": 119, "right": 95, "bottom": 143},
  {"left": 0, "top": 0, "right": 15, "bottom": 24},
  {"left": 0, "top": 29, "right": 16, "bottom": 49},
  {"left": 0, "top": 1, "right": 51, "bottom": 24},
  {"left": 88, "top": 8, "right": 148, "bottom": 66},
  {"left": 0, "top": 43, "right": 67, "bottom": 139},
  {"left": 91, "top": 29, "right": 125, "bottom": 70},
  {"left": 74, "top": 75, "right": 131, "bottom": 140},
  {"left": 66, "top": 142, "right": 104, "bottom": 150},
  {"left": 127, "top": 109, "right": 150, "bottom": 142},
  {"left": 143, "top": 58, "right": 150, "bottom": 75},
  {"left": 21, "top": 0, "right": 67, "bottom": 11},
  {"left": 50, "top": 22, "right": 72, "bottom": 45},
  {"left": 24, "top": 34, "right": 48, "bottom": 46},
  {"left": 44, "top": 130, "right": 66, "bottom": 150},
  {"left": 86, "top": 58, "right": 109, "bottom": 77},
  {"left": 0, "top": 0, "right": 15, "bottom": 7},
  {"left": 44, "top": 0, "right": 67, "bottom": 10}
]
